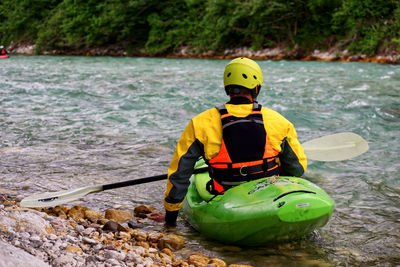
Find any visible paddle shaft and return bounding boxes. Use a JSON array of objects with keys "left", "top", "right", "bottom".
[{"left": 102, "top": 167, "right": 209, "bottom": 191}]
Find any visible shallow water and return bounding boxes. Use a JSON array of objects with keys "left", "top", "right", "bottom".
[{"left": 1, "top": 56, "right": 399, "bottom": 266}]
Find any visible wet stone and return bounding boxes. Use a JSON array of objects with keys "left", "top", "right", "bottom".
[
  {"left": 157, "top": 234, "right": 185, "bottom": 251},
  {"left": 20, "top": 232, "right": 30, "bottom": 239},
  {"left": 67, "top": 206, "right": 89, "bottom": 221},
  {"left": 148, "top": 231, "right": 164, "bottom": 243},
  {"left": 105, "top": 209, "right": 134, "bottom": 224},
  {"left": 83, "top": 227, "right": 95, "bottom": 235},
  {"left": 134, "top": 204, "right": 157, "bottom": 214},
  {"left": 97, "top": 218, "right": 109, "bottom": 225},
  {"left": 66, "top": 245, "right": 83, "bottom": 254},
  {"left": 147, "top": 211, "right": 166, "bottom": 222},
  {"left": 47, "top": 233, "right": 58, "bottom": 240},
  {"left": 188, "top": 253, "right": 210, "bottom": 266},
  {"left": 51, "top": 254, "right": 77, "bottom": 266},
  {"left": 104, "top": 249, "right": 126, "bottom": 261},
  {"left": 87, "top": 223, "right": 103, "bottom": 230},
  {"left": 103, "top": 243, "right": 117, "bottom": 250},
  {"left": 85, "top": 255, "right": 99, "bottom": 263},
  {"left": 75, "top": 224, "right": 85, "bottom": 233},
  {"left": 105, "top": 258, "right": 122, "bottom": 266},
  {"left": 127, "top": 220, "right": 145, "bottom": 229},
  {"left": 102, "top": 220, "right": 126, "bottom": 232},
  {"left": 209, "top": 258, "right": 227, "bottom": 267},
  {"left": 132, "top": 229, "right": 148, "bottom": 242},
  {"left": 84, "top": 209, "right": 105, "bottom": 223},
  {"left": 82, "top": 236, "right": 98, "bottom": 245}
]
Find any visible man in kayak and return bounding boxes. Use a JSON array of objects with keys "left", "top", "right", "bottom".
[
  {"left": 163, "top": 57, "right": 307, "bottom": 226},
  {"left": 0, "top": 46, "right": 8, "bottom": 56}
]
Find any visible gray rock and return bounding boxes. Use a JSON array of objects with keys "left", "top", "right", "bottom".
[
  {"left": 51, "top": 254, "right": 77, "bottom": 266},
  {"left": 0, "top": 240, "right": 50, "bottom": 267},
  {"left": 0, "top": 209, "right": 53, "bottom": 237},
  {"left": 29, "top": 235, "right": 41, "bottom": 242},
  {"left": 105, "top": 258, "right": 122, "bottom": 266},
  {"left": 83, "top": 227, "right": 96, "bottom": 235},
  {"left": 65, "top": 235, "right": 79, "bottom": 243},
  {"left": 11, "top": 239, "right": 20, "bottom": 247},
  {"left": 20, "top": 232, "right": 30, "bottom": 239},
  {"left": 104, "top": 249, "right": 126, "bottom": 261},
  {"left": 82, "top": 236, "right": 98, "bottom": 245},
  {"left": 47, "top": 233, "right": 58, "bottom": 240},
  {"left": 102, "top": 220, "right": 126, "bottom": 232},
  {"left": 75, "top": 224, "right": 85, "bottom": 233}
]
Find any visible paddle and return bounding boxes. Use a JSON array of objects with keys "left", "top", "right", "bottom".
[
  {"left": 302, "top": 132, "right": 369, "bottom": 162},
  {"left": 19, "top": 167, "right": 208, "bottom": 208},
  {"left": 20, "top": 132, "right": 368, "bottom": 208}
]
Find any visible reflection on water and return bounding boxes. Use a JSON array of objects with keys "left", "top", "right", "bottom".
[{"left": 1, "top": 56, "right": 400, "bottom": 266}]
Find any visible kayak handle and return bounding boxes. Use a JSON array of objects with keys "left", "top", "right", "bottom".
[{"left": 273, "top": 190, "right": 316, "bottom": 202}]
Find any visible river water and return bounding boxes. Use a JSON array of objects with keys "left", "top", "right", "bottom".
[{"left": 1, "top": 56, "right": 399, "bottom": 266}]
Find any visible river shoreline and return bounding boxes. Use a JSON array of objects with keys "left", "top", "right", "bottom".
[
  {"left": 7, "top": 44, "right": 400, "bottom": 64},
  {"left": 0, "top": 194, "right": 250, "bottom": 267}
]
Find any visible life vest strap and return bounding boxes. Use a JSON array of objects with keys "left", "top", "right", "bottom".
[
  {"left": 208, "top": 159, "right": 279, "bottom": 181},
  {"left": 216, "top": 102, "right": 262, "bottom": 116}
]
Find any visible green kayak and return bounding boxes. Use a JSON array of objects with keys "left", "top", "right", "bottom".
[{"left": 181, "top": 163, "right": 335, "bottom": 246}]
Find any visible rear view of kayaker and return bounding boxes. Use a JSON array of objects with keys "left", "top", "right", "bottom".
[{"left": 164, "top": 57, "right": 307, "bottom": 226}]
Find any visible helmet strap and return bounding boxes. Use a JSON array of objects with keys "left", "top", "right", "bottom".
[{"left": 252, "top": 85, "right": 261, "bottom": 99}]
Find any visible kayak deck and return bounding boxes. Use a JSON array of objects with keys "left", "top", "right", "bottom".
[{"left": 182, "top": 170, "right": 335, "bottom": 246}]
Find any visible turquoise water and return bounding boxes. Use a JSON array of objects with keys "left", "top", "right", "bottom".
[{"left": 1, "top": 56, "right": 399, "bottom": 266}]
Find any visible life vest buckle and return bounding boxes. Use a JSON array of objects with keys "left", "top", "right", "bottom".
[{"left": 239, "top": 166, "right": 248, "bottom": 176}]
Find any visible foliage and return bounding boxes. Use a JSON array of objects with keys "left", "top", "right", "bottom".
[
  {"left": 0, "top": 0, "right": 399, "bottom": 55},
  {"left": 332, "top": 0, "right": 399, "bottom": 55},
  {"left": 0, "top": 0, "right": 61, "bottom": 45},
  {"left": 35, "top": 0, "right": 157, "bottom": 52}
]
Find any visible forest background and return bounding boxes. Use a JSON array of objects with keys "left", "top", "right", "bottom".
[{"left": 1, "top": 0, "right": 400, "bottom": 62}]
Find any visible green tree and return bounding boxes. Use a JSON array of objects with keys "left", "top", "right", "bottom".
[
  {"left": 0, "top": 0, "right": 61, "bottom": 45},
  {"left": 332, "top": 0, "right": 398, "bottom": 55},
  {"left": 36, "top": 0, "right": 158, "bottom": 52}
]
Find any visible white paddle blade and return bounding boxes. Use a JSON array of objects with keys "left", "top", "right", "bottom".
[
  {"left": 303, "top": 132, "right": 369, "bottom": 162},
  {"left": 20, "top": 185, "right": 103, "bottom": 208}
]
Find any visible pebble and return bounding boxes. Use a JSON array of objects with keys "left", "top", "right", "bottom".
[
  {"left": 105, "top": 249, "right": 126, "bottom": 260},
  {"left": 75, "top": 224, "right": 85, "bottom": 233},
  {"left": 83, "top": 227, "right": 96, "bottom": 235},
  {"left": 20, "top": 232, "right": 30, "bottom": 239},
  {"left": 82, "top": 236, "right": 98, "bottom": 245},
  {"left": 105, "top": 258, "right": 122, "bottom": 266},
  {"left": 47, "top": 233, "right": 58, "bottom": 240}
]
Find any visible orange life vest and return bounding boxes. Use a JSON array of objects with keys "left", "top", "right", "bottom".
[{"left": 206, "top": 103, "right": 279, "bottom": 193}]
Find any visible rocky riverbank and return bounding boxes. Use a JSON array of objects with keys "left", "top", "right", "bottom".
[
  {"left": 6, "top": 43, "right": 400, "bottom": 64},
  {"left": 0, "top": 194, "right": 249, "bottom": 267}
]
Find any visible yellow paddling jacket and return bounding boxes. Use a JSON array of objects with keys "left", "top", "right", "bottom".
[{"left": 164, "top": 99, "right": 307, "bottom": 212}]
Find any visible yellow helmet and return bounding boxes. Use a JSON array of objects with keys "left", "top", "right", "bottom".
[{"left": 223, "top": 57, "right": 263, "bottom": 90}]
